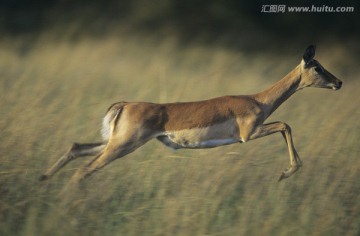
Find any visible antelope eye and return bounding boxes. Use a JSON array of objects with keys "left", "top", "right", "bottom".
[{"left": 315, "top": 67, "right": 323, "bottom": 73}]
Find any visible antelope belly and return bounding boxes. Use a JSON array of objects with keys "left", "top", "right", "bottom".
[{"left": 158, "top": 119, "right": 240, "bottom": 149}]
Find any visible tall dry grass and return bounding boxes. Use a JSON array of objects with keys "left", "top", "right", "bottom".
[{"left": 0, "top": 33, "right": 359, "bottom": 235}]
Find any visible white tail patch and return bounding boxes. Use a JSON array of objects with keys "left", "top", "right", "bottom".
[
  {"left": 101, "top": 104, "right": 125, "bottom": 141},
  {"left": 101, "top": 112, "right": 113, "bottom": 141}
]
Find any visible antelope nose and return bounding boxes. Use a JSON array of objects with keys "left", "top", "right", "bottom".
[{"left": 338, "top": 81, "right": 343, "bottom": 89}]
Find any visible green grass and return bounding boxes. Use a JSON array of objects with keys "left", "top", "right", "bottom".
[{"left": 0, "top": 34, "right": 359, "bottom": 236}]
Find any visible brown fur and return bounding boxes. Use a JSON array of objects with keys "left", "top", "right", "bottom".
[{"left": 111, "top": 95, "right": 262, "bottom": 132}]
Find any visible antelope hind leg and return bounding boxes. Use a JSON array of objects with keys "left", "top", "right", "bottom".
[{"left": 39, "top": 142, "right": 106, "bottom": 181}]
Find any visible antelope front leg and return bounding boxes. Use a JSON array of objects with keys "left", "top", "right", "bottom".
[
  {"left": 39, "top": 142, "right": 105, "bottom": 181},
  {"left": 281, "top": 132, "right": 302, "bottom": 167},
  {"left": 249, "top": 122, "right": 302, "bottom": 181},
  {"left": 277, "top": 123, "right": 302, "bottom": 181}
]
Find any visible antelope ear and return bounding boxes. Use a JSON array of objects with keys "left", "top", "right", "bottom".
[{"left": 303, "top": 45, "right": 316, "bottom": 65}]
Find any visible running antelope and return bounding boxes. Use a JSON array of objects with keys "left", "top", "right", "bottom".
[{"left": 39, "top": 45, "right": 342, "bottom": 183}]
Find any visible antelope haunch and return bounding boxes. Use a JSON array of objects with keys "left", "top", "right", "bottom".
[{"left": 39, "top": 45, "right": 342, "bottom": 183}]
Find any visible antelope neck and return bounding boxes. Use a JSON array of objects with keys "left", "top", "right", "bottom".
[{"left": 253, "top": 65, "right": 303, "bottom": 119}]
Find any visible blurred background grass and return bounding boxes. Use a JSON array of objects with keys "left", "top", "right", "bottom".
[{"left": 0, "top": 0, "right": 359, "bottom": 235}]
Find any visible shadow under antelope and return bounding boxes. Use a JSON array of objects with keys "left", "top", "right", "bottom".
[{"left": 39, "top": 45, "right": 342, "bottom": 184}]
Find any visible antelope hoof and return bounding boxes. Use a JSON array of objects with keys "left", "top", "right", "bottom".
[
  {"left": 39, "top": 174, "right": 49, "bottom": 181},
  {"left": 278, "top": 165, "right": 300, "bottom": 182},
  {"left": 296, "top": 157, "right": 303, "bottom": 167}
]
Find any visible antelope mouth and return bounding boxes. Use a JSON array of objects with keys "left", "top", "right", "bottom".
[
  {"left": 332, "top": 84, "right": 341, "bottom": 91},
  {"left": 331, "top": 81, "right": 342, "bottom": 91}
]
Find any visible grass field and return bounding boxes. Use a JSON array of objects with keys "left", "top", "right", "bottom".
[{"left": 0, "top": 33, "right": 359, "bottom": 235}]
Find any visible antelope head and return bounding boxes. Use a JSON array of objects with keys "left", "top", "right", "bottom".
[{"left": 300, "top": 45, "right": 342, "bottom": 91}]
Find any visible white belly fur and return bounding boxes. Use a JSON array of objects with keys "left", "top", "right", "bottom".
[{"left": 158, "top": 119, "right": 240, "bottom": 149}]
